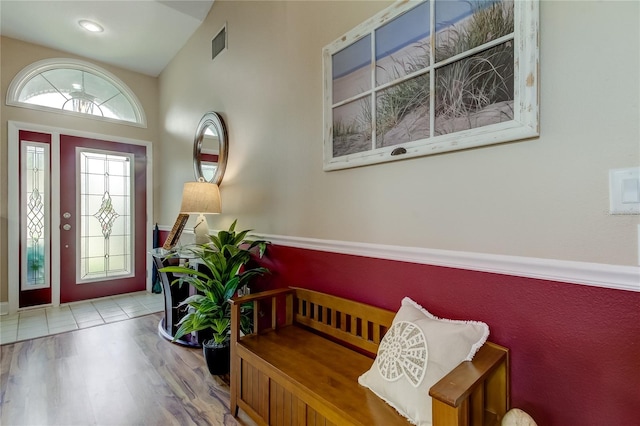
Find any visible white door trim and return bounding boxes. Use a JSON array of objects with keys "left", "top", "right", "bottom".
[{"left": 7, "top": 121, "right": 154, "bottom": 314}]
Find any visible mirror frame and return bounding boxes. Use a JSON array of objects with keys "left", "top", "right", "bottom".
[{"left": 193, "top": 111, "right": 228, "bottom": 186}]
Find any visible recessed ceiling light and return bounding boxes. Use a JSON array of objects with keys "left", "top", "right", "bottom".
[{"left": 78, "top": 20, "right": 104, "bottom": 33}]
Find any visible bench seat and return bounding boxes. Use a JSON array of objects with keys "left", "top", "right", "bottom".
[{"left": 237, "top": 325, "right": 410, "bottom": 425}]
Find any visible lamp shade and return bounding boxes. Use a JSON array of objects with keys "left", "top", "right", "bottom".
[{"left": 180, "top": 179, "right": 221, "bottom": 214}]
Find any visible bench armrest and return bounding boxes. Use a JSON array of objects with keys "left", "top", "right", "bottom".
[{"left": 429, "top": 342, "right": 509, "bottom": 425}]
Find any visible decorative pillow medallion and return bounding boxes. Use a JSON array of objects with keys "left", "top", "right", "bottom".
[
  {"left": 376, "top": 321, "right": 428, "bottom": 387},
  {"left": 358, "top": 297, "right": 489, "bottom": 426}
]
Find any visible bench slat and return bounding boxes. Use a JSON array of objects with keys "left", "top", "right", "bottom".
[{"left": 293, "top": 288, "right": 395, "bottom": 355}]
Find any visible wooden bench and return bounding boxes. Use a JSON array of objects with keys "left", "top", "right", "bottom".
[{"left": 230, "top": 287, "right": 509, "bottom": 426}]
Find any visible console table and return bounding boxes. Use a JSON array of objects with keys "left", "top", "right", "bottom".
[{"left": 149, "top": 248, "right": 211, "bottom": 347}]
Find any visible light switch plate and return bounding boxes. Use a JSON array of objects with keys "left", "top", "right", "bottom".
[{"left": 610, "top": 167, "right": 640, "bottom": 214}]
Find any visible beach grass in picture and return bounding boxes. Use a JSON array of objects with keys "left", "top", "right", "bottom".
[
  {"left": 435, "top": 42, "right": 514, "bottom": 135},
  {"left": 332, "top": 97, "right": 372, "bottom": 157},
  {"left": 435, "top": 0, "right": 514, "bottom": 62},
  {"left": 376, "top": 73, "right": 430, "bottom": 148},
  {"left": 435, "top": 0, "right": 515, "bottom": 134}
]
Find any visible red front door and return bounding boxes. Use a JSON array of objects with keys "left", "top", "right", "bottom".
[{"left": 58, "top": 135, "right": 147, "bottom": 303}]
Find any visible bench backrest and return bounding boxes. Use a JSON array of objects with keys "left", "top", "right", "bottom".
[
  {"left": 291, "top": 288, "right": 510, "bottom": 424},
  {"left": 291, "top": 287, "right": 396, "bottom": 356}
]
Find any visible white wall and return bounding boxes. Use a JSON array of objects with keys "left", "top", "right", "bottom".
[{"left": 158, "top": 1, "right": 640, "bottom": 267}]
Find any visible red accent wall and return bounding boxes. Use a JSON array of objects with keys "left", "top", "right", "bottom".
[
  {"left": 158, "top": 230, "right": 170, "bottom": 248},
  {"left": 252, "top": 244, "right": 640, "bottom": 426}
]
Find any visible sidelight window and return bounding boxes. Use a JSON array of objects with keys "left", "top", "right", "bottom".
[{"left": 21, "top": 142, "right": 51, "bottom": 290}]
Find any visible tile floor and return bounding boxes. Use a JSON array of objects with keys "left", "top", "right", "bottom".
[{"left": 0, "top": 291, "right": 164, "bottom": 345}]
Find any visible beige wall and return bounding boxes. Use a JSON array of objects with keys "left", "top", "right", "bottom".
[
  {"left": 4, "top": 0, "right": 637, "bottom": 305},
  {"left": 0, "top": 36, "right": 160, "bottom": 303},
  {"left": 158, "top": 0, "right": 639, "bottom": 267}
]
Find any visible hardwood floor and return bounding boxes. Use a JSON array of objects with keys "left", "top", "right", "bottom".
[{"left": 0, "top": 313, "right": 256, "bottom": 426}]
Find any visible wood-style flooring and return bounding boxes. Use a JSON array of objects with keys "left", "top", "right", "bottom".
[{"left": 0, "top": 312, "right": 256, "bottom": 426}]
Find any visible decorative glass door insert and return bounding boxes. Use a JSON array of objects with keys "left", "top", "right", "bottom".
[
  {"left": 78, "top": 149, "right": 134, "bottom": 282},
  {"left": 21, "top": 142, "right": 50, "bottom": 290}
]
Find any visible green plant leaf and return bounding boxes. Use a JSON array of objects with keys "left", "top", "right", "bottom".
[{"left": 162, "top": 219, "right": 269, "bottom": 342}]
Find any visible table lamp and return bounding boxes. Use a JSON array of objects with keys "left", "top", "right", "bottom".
[{"left": 180, "top": 178, "right": 221, "bottom": 244}]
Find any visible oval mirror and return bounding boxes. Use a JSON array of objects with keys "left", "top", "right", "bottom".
[{"left": 193, "top": 112, "right": 228, "bottom": 185}]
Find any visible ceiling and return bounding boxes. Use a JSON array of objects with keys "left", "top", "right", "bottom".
[{"left": 0, "top": 0, "right": 214, "bottom": 77}]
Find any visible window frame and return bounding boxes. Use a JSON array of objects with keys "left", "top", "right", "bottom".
[
  {"left": 6, "top": 58, "right": 147, "bottom": 128},
  {"left": 322, "top": 0, "right": 539, "bottom": 171}
]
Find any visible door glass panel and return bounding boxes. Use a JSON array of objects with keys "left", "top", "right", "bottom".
[
  {"left": 21, "top": 143, "right": 50, "bottom": 290},
  {"left": 78, "top": 150, "right": 134, "bottom": 282}
]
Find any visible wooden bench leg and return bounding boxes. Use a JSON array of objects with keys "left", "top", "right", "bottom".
[
  {"left": 231, "top": 383, "right": 239, "bottom": 417},
  {"left": 432, "top": 398, "right": 468, "bottom": 426},
  {"left": 230, "top": 354, "right": 240, "bottom": 417},
  {"left": 231, "top": 304, "right": 240, "bottom": 417}
]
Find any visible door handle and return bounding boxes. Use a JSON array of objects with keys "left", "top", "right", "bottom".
[{"left": 62, "top": 224, "right": 71, "bottom": 231}]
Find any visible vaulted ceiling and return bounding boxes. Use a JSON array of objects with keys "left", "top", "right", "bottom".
[{"left": 0, "top": 0, "right": 214, "bottom": 76}]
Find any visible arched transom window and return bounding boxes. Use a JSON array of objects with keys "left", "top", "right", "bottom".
[{"left": 7, "top": 58, "right": 146, "bottom": 127}]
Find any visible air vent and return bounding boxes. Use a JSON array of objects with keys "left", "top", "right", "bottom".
[{"left": 212, "top": 24, "right": 227, "bottom": 60}]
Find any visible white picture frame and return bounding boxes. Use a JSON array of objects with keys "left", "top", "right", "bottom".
[{"left": 323, "top": 0, "right": 539, "bottom": 171}]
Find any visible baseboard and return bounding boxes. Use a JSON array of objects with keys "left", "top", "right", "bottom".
[{"left": 157, "top": 226, "right": 640, "bottom": 292}]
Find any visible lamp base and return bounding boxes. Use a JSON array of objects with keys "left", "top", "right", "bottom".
[{"left": 194, "top": 214, "right": 210, "bottom": 244}]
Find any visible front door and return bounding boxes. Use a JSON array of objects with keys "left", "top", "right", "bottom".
[
  {"left": 10, "top": 125, "right": 151, "bottom": 310},
  {"left": 58, "top": 134, "right": 147, "bottom": 303}
]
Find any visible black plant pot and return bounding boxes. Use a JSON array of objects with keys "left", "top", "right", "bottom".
[{"left": 203, "top": 340, "right": 230, "bottom": 375}]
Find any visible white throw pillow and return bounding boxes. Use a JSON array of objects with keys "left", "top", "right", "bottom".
[{"left": 358, "top": 297, "right": 489, "bottom": 426}]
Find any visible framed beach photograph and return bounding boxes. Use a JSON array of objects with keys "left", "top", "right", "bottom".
[{"left": 323, "top": 0, "right": 539, "bottom": 171}]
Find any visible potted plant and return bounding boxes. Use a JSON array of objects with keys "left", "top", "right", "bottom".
[{"left": 160, "top": 220, "right": 269, "bottom": 375}]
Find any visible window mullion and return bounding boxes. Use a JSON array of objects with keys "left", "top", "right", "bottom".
[
  {"left": 97, "top": 92, "right": 121, "bottom": 108},
  {"left": 371, "top": 28, "right": 377, "bottom": 151},
  {"left": 331, "top": 91, "right": 373, "bottom": 109},
  {"left": 429, "top": 0, "right": 436, "bottom": 139},
  {"left": 375, "top": 68, "right": 431, "bottom": 94},
  {"left": 40, "top": 74, "right": 70, "bottom": 101}
]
